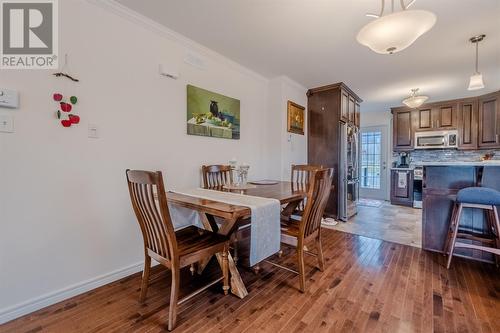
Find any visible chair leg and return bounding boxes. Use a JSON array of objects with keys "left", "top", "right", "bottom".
[
  {"left": 222, "top": 246, "right": 230, "bottom": 295},
  {"left": 492, "top": 207, "right": 500, "bottom": 267},
  {"left": 297, "top": 245, "right": 306, "bottom": 293},
  {"left": 447, "top": 204, "right": 463, "bottom": 269},
  {"left": 443, "top": 203, "right": 458, "bottom": 256},
  {"left": 233, "top": 234, "right": 239, "bottom": 264},
  {"left": 139, "top": 255, "right": 151, "bottom": 303},
  {"left": 168, "top": 267, "right": 180, "bottom": 331},
  {"left": 317, "top": 236, "right": 325, "bottom": 272}
]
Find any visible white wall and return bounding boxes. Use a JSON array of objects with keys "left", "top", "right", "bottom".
[
  {"left": 360, "top": 110, "right": 393, "bottom": 200},
  {"left": 268, "top": 76, "right": 308, "bottom": 180},
  {"left": 0, "top": 0, "right": 306, "bottom": 322}
]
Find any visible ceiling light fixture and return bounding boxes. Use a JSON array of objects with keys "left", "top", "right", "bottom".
[
  {"left": 356, "top": 0, "right": 436, "bottom": 54},
  {"left": 402, "top": 88, "right": 428, "bottom": 108},
  {"left": 467, "top": 34, "right": 486, "bottom": 91}
]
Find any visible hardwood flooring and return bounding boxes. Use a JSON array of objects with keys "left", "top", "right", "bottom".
[
  {"left": 325, "top": 201, "right": 422, "bottom": 248},
  {"left": 2, "top": 229, "right": 499, "bottom": 333}
]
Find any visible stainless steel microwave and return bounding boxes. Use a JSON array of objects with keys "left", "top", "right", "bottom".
[{"left": 414, "top": 130, "right": 458, "bottom": 149}]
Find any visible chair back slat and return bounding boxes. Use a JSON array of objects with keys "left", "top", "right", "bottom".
[
  {"left": 301, "top": 168, "right": 334, "bottom": 239},
  {"left": 202, "top": 165, "right": 233, "bottom": 189},
  {"left": 126, "top": 170, "right": 177, "bottom": 261},
  {"left": 291, "top": 165, "right": 325, "bottom": 211}
]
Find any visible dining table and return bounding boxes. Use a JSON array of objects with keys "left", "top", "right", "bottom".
[{"left": 166, "top": 181, "right": 307, "bottom": 298}]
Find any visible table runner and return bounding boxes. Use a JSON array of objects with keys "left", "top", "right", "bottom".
[{"left": 168, "top": 188, "right": 281, "bottom": 266}]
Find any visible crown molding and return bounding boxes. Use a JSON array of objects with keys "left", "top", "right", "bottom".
[
  {"left": 85, "top": 0, "right": 269, "bottom": 83},
  {"left": 278, "top": 76, "right": 307, "bottom": 92}
]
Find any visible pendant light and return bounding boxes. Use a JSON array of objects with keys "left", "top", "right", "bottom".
[
  {"left": 356, "top": 0, "right": 436, "bottom": 54},
  {"left": 402, "top": 88, "right": 428, "bottom": 108},
  {"left": 468, "top": 34, "right": 486, "bottom": 91}
]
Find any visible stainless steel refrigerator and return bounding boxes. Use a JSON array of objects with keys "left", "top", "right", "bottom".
[{"left": 339, "top": 123, "right": 359, "bottom": 221}]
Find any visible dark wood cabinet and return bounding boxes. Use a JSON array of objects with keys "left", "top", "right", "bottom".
[
  {"left": 436, "top": 103, "right": 456, "bottom": 129},
  {"left": 416, "top": 108, "right": 432, "bottom": 130},
  {"left": 415, "top": 103, "right": 457, "bottom": 131},
  {"left": 348, "top": 96, "right": 355, "bottom": 123},
  {"left": 392, "top": 109, "right": 413, "bottom": 151},
  {"left": 422, "top": 165, "right": 500, "bottom": 263},
  {"left": 341, "top": 90, "right": 349, "bottom": 122},
  {"left": 457, "top": 98, "right": 478, "bottom": 149},
  {"left": 390, "top": 169, "right": 413, "bottom": 207},
  {"left": 391, "top": 90, "right": 499, "bottom": 151},
  {"left": 307, "top": 82, "right": 362, "bottom": 218},
  {"left": 355, "top": 102, "right": 360, "bottom": 127},
  {"left": 478, "top": 91, "right": 500, "bottom": 149}
]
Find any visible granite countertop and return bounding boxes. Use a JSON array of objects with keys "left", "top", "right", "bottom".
[{"left": 415, "top": 161, "right": 500, "bottom": 166}]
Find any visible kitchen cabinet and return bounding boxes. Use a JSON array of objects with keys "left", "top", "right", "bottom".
[
  {"left": 307, "top": 82, "right": 362, "bottom": 218},
  {"left": 355, "top": 102, "right": 360, "bottom": 127},
  {"left": 341, "top": 90, "right": 349, "bottom": 122},
  {"left": 390, "top": 169, "right": 413, "bottom": 207},
  {"left": 457, "top": 98, "right": 478, "bottom": 149},
  {"left": 391, "top": 90, "right": 499, "bottom": 152},
  {"left": 348, "top": 96, "right": 355, "bottom": 123},
  {"left": 435, "top": 103, "right": 457, "bottom": 129},
  {"left": 422, "top": 165, "right": 500, "bottom": 263},
  {"left": 416, "top": 107, "right": 432, "bottom": 130},
  {"left": 415, "top": 103, "right": 457, "bottom": 131},
  {"left": 392, "top": 109, "right": 413, "bottom": 151},
  {"left": 340, "top": 89, "right": 359, "bottom": 127},
  {"left": 478, "top": 91, "right": 500, "bottom": 149}
]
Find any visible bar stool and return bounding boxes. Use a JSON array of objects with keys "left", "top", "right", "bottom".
[{"left": 444, "top": 187, "right": 500, "bottom": 269}]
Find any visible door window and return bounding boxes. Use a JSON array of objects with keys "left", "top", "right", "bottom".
[{"left": 361, "top": 131, "right": 381, "bottom": 189}]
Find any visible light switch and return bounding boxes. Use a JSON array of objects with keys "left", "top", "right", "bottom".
[
  {"left": 0, "top": 89, "right": 19, "bottom": 109},
  {"left": 0, "top": 115, "right": 14, "bottom": 133},
  {"left": 88, "top": 124, "right": 99, "bottom": 138}
]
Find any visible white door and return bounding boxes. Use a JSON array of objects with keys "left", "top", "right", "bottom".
[{"left": 359, "top": 125, "right": 388, "bottom": 200}]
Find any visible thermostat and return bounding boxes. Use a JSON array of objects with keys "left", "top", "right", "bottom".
[{"left": 0, "top": 89, "right": 19, "bottom": 109}]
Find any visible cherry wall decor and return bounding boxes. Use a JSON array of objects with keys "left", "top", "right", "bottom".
[
  {"left": 54, "top": 93, "right": 79, "bottom": 127},
  {"left": 52, "top": 54, "right": 81, "bottom": 128}
]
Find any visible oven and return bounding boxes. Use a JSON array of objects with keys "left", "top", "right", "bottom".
[{"left": 414, "top": 130, "right": 458, "bottom": 149}]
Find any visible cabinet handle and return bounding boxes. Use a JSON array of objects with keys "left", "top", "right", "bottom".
[
  {"left": 496, "top": 134, "right": 499, "bottom": 143},
  {"left": 437, "top": 120, "right": 440, "bottom": 128}
]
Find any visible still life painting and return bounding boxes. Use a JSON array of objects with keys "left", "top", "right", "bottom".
[
  {"left": 287, "top": 100, "right": 305, "bottom": 135},
  {"left": 187, "top": 85, "right": 241, "bottom": 140}
]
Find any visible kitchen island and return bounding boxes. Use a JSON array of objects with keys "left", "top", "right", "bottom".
[{"left": 421, "top": 161, "right": 500, "bottom": 262}]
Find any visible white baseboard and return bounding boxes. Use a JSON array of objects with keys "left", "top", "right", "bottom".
[{"left": 0, "top": 261, "right": 145, "bottom": 325}]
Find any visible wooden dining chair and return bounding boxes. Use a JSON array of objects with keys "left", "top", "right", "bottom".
[
  {"left": 126, "top": 169, "right": 229, "bottom": 331},
  {"left": 267, "top": 168, "right": 333, "bottom": 292},
  {"left": 290, "top": 164, "right": 325, "bottom": 216},
  {"left": 202, "top": 165, "right": 233, "bottom": 190},
  {"left": 201, "top": 164, "right": 249, "bottom": 264}
]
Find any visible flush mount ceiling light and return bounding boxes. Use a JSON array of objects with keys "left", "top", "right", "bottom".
[
  {"left": 356, "top": 0, "right": 436, "bottom": 54},
  {"left": 468, "top": 34, "right": 486, "bottom": 91},
  {"left": 402, "top": 88, "right": 428, "bottom": 108}
]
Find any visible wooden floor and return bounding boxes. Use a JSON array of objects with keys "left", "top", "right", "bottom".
[{"left": 2, "top": 229, "right": 500, "bottom": 333}]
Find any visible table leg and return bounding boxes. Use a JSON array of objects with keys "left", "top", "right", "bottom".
[
  {"left": 280, "top": 199, "right": 302, "bottom": 220},
  {"left": 197, "top": 212, "right": 249, "bottom": 298}
]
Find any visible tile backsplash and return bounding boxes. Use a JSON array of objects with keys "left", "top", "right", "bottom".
[{"left": 393, "top": 149, "right": 500, "bottom": 164}]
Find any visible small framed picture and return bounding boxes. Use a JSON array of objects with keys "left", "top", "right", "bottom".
[{"left": 287, "top": 100, "right": 305, "bottom": 135}]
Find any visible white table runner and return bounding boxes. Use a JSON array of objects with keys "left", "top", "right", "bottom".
[{"left": 168, "top": 188, "right": 281, "bottom": 266}]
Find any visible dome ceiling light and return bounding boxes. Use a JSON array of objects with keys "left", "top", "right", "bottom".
[
  {"left": 402, "top": 88, "right": 429, "bottom": 108},
  {"left": 467, "top": 34, "right": 486, "bottom": 91},
  {"left": 356, "top": 0, "right": 437, "bottom": 55}
]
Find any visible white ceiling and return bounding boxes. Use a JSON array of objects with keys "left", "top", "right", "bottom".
[{"left": 116, "top": 0, "right": 500, "bottom": 112}]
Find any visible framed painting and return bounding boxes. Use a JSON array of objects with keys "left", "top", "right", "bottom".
[
  {"left": 187, "top": 85, "right": 240, "bottom": 140},
  {"left": 287, "top": 100, "right": 305, "bottom": 135}
]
